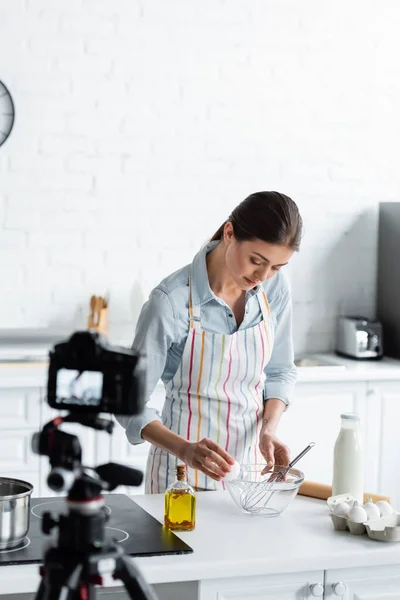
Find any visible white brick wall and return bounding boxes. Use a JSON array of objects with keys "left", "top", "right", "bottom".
[{"left": 1, "top": 0, "right": 400, "bottom": 354}]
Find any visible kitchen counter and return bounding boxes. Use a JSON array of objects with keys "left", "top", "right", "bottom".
[
  {"left": 1, "top": 491, "right": 400, "bottom": 596},
  {"left": 296, "top": 352, "right": 400, "bottom": 383},
  {"left": 2, "top": 352, "right": 400, "bottom": 388}
]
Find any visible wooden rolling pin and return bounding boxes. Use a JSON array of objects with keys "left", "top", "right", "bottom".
[{"left": 299, "top": 481, "right": 391, "bottom": 504}]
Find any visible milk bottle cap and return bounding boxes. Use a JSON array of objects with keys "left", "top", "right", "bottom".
[{"left": 340, "top": 413, "right": 360, "bottom": 421}]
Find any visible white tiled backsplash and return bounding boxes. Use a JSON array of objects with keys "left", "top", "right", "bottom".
[{"left": 1, "top": 0, "right": 399, "bottom": 355}]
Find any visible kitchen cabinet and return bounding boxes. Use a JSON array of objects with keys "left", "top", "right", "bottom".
[
  {"left": 199, "top": 571, "right": 325, "bottom": 600},
  {"left": 325, "top": 564, "right": 400, "bottom": 598},
  {"left": 278, "top": 382, "right": 367, "bottom": 486},
  {"left": 3, "top": 565, "right": 400, "bottom": 600},
  {"left": 371, "top": 381, "right": 400, "bottom": 504},
  {"left": 0, "top": 386, "right": 41, "bottom": 496}
]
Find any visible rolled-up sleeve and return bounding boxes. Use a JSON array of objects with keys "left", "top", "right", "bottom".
[
  {"left": 264, "top": 283, "right": 297, "bottom": 408},
  {"left": 115, "top": 287, "right": 175, "bottom": 444}
]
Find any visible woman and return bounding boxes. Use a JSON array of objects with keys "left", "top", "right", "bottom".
[{"left": 118, "top": 191, "right": 302, "bottom": 493}]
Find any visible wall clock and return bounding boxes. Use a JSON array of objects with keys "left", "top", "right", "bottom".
[{"left": 0, "top": 80, "right": 15, "bottom": 147}]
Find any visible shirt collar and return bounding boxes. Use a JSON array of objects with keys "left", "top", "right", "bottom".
[{"left": 190, "top": 241, "right": 260, "bottom": 307}]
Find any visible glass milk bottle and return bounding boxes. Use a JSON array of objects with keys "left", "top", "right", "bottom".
[{"left": 332, "top": 413, "right": 364, "bottom": 503}]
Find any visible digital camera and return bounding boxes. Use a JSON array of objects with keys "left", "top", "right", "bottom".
[{"left": 46, "top": 330, "right": 146, "bottom": 416}]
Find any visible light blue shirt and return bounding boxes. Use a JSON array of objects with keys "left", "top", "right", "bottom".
[{"left": 117, "top": 241, "right": 297, "bottom": 444}]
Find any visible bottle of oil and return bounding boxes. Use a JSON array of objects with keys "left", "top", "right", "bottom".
[{"left": 164, "top": 465, "right": 196, "bottom": 531}]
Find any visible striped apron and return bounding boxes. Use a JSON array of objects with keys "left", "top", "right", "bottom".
[{"left": 145, "top": 269, "right": 275, "bottom": 493}]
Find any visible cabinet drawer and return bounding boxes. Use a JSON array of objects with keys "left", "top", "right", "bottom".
[
  {"left": 0, "top": 388, "right": 41, "bottom": 428},
  {"left": 200, "top": 571, "right": 324, "bottom": 600},
  {"left": 325, "top": 564, "right": 400, "bottom": 599}
]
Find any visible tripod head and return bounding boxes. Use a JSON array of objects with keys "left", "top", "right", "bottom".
[{"left": 32, "top": 412, "right": 143, "bottom": 497}]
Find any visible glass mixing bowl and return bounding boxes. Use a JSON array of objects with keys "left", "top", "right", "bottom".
[{"left": 226, "top": 464, "right": 304, "bottom": 517}]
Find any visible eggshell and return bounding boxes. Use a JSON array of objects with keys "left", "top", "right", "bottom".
[
  {"left": 347, "top": 503, "right": 368, "bottom": 523},
  {"left": 363, "top": 499, "right": 381, "bottom": 521},
  {"left": 333, "top": 501, "right": 350, "bottom": 517},
  {"left": 223, "top": 460, "right": 241, "bottom": 481},
  {"left": 376, "top": 500, "right": 394, "bottom": 517}
]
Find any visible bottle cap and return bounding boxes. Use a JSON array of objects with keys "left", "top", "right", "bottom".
[
  {"left": 176, "top": 464, "right": 187, "bottom": 480},
  {"left": 340, "top": 413, "right": 360, "bottom": 421}
]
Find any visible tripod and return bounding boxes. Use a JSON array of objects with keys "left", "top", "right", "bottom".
[
  {"left": 34, "top": 473, "right": 159, "bottom": 600},
  {"left": 32, "top": 414, "right": 159, "bottom": 600}
]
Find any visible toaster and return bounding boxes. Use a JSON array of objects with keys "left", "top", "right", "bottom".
[{"left": 335, "top": 316, "right": 383, "bottom": 359}]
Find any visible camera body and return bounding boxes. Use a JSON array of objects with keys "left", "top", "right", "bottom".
[
  {"left": 47, "top": 330, "right": 146, "bottom": 416},
  {"left": 32, "top": 330, "right": 146, "bottom": 493}
]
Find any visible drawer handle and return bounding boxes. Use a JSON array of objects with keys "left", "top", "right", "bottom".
[
  {"left": 333, "top": 581, "right": 347, "bottom": 596},
  {"left": 310, "top": 582, "right": 324, "bottom": 596}
]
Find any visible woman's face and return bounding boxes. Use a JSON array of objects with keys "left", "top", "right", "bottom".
[{"left": 223, "top": 223, "right": 294, "bottom": 290}]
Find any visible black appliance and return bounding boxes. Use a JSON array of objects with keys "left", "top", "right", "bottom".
[
  {"left": 377, "top": 202, "right": 400, "bottom": 358},
  {"left": 0, "top": 494, "right": 192, "bottom": 567}
]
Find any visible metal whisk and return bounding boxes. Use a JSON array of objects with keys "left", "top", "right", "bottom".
[{"left": 239, "top": 442, "right": 315, "bottom": 514}]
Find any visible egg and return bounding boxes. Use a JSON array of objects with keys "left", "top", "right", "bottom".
[
  {"left": 223, "top": 460, "right": 241, "bottom": 482},
  {"left": 333, "top": 501, "right": 350, "bottom": 517},
  {"left": 363, "top": 498, "right": 381, "bottom": 521},
  {"left": 347, "top": 502, "right": 368, "bottom": 523},
  {"left": 376, "top": 500, "right": 394, "bottom": 517}
]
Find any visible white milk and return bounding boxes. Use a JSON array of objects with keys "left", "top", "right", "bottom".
[{"left": 332, "top": 413, "right": 364, "bottom": 503}]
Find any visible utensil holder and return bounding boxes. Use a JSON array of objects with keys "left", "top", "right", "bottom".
[{"left": 88, "top": 307, "right": 108, "bottom": 337}]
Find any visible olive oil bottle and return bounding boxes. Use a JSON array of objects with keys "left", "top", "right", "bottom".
[{"left": 164, "top": 465, "right": 196, "bottom": 531}]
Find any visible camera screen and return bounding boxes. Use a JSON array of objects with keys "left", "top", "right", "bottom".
[{"left": 55, "top": 368, "right": 103, "bottom": 407}]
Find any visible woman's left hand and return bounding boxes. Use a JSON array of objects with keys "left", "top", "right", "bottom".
[{"left": 259, "top": 428, "right": 290, "bottom": 475}]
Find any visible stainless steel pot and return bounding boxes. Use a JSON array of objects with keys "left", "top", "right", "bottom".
[{"left": 0, "top": 477, "right": 33, "bottom": 550}]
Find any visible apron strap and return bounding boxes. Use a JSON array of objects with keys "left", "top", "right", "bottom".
[{"left": 257, "top": 287, "right": 271, "bottom": 322}]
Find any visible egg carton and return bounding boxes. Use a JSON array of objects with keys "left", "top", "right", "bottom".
[{"left": 327, "top": 494, "right": 400, "bottom": 542}]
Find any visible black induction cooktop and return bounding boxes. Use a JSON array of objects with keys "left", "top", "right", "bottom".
[{"left": 0, "top": 494, "right": 193, "bottom": 566}]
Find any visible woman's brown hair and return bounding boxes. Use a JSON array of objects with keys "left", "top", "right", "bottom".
[{"left": 210, "top": 191, "right": 303, "bottom": 251}]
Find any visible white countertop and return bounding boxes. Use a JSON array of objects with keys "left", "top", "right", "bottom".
[
  {"left": 2, "top": 491, "right": 400, "bottom": 595},
  {"left": 296, "top": 353, "right": 400, "bottom": 383},
  {"left": 2, "top": 351, "right": 400, "bottom": 388}
]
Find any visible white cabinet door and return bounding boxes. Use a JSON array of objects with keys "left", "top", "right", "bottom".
[
  {"left": 325, "top": 565, "right": 400, "bottom": 599},
  {"left": 200, "top": 571, "right": 325, "bottom": 600},
  {"left": 278, "top": 382, "right": 367, "bottom": 485},
  {"left": 0, "top": 386, "right": 42, "bottom": 495},
  {"left": 0, "top": 430, "right": 40, "bottom": 472},
  {"left": 0, "top": 386, "right": 41, "bottom": 428},
  {"left": 370, "top": 381, "right": 400, "bottom": 506}
]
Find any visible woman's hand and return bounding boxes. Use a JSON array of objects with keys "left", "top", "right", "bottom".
[
  {"left": 259, "top": 427, "right": 290, "bottom": 476},
  {"left": 181, "top": 438, "right": 235, "bottom": 481}
]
